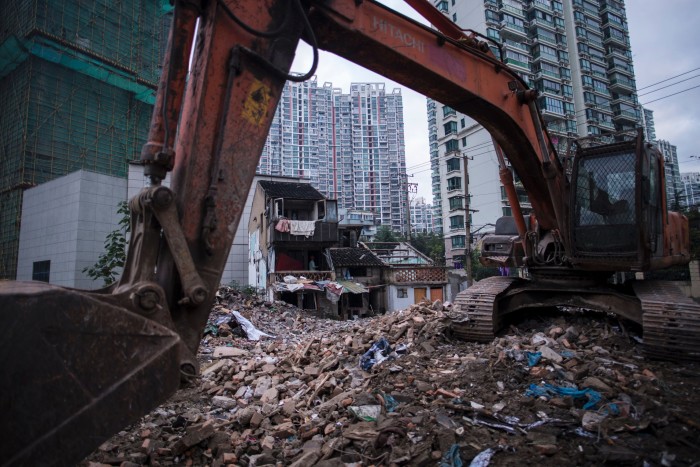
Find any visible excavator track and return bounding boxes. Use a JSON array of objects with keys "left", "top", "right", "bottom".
[
  {"left": 634, "top": 281, "right": 700, "bottom": 361},
  {"left": 449, "top": 276, "right": 519, "bottom": 342}
]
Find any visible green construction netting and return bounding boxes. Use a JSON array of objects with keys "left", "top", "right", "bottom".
[
  {"left": 0, "top": 57, "right": 154, "bottom": 279},
  {"left": 0, "top": 0, "right": 171, "bottom": 84},
  {"left": 0, "top": 0, "right": 171, "bottom": 278}
]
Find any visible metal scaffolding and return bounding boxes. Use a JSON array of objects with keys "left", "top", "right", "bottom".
[{"left": 0, "top": 0, "right": 171, "bottom": 278}]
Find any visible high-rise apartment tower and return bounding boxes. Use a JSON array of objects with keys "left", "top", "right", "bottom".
[
  {"left": 429, "top": 0, "right": 641, "bottom": 269},
  {"left": 260, "top": 79, "right": 409, "bottom": 234}
]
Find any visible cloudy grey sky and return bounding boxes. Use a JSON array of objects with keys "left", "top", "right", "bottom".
[
  {"left": 627, "top": 0, "right": 700, "bottom": 171},
  {"left": 291, "top": 0, "right": 700, "bottom": 200}
]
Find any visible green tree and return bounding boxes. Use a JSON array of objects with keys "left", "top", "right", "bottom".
[
  {"left": 409, "top": 232, "right": 445, "bottom": 264},
  {"left": 374, "top": 225, "right": 401, "bottom": 242},
  {"left": 83, "top": 201, "right": 130, "bottom": 286}
]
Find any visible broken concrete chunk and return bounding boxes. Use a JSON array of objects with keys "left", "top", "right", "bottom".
[
  {"left": 172, "top": 420, "right": 215, "bottom": 455},
  {"left": 211, "top": 396, "right": 237, "bottom": 410},
  {"left": 213, "top": 346, "right": 249, "bottom": 358},
  {"left": 538, "top": 346, "right": 563, "bottom": 363}
]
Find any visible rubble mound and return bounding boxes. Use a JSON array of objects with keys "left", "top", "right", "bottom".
[{"left": 84, "top": 287, "right": 700, "bottom": 466}]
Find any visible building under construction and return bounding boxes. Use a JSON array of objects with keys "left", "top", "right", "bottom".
[{"left": 0, "top": 0, "right": 171, "bottom": 279}]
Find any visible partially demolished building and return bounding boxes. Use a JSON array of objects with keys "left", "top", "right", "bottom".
[{"left": 248, "top": 180, "right": 449, "bottom": 319}]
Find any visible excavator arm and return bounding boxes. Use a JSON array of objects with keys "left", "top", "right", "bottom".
[{"left": 0, "top": 1, "right": 690, "bottom": 465}]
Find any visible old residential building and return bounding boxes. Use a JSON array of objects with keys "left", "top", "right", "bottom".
[{"left": 248, "top": 179, "right": 448, "bottom": 318}]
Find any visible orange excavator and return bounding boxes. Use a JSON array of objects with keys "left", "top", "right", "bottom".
[{"left": 1, "top": 0, "right": 697, "bottom": 465}]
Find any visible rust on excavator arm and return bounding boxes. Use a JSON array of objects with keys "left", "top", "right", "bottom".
[{"left": 1, "top": 0, "right": 306, "bottom": 464}]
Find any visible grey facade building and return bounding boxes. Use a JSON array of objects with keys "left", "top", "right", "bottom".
[
  {"left": 641, "top": 107, "right": 657, "bottom": 142},
  {"left": 411, "top": 197, "right": 435, "bottom": 234},
  {"left": 259, "top": 78, "right": 409, "bottom": 235},
  {"left": 656, "top": 140, "right": 682, "bottom": 209},
  {"left": 17, "top": 170, "right": 127, "bottom": 288},
  {"left": 680, "top": 172, "right": 700, "bottom": 210},
  {"left": 429, "top": 0, "right": 641, "bottom": 268}
]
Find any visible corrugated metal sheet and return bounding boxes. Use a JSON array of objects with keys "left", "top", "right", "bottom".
[{"left": 337, "top": 280, "right": 368, "bottom": 294}]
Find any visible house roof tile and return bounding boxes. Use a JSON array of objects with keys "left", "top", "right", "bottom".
[{"left": 258, "top": 180, "right": 324, "bottom": 200}]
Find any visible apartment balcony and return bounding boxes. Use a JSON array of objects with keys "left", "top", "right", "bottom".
[
  {"left": 504, "top": 58, "right": 531, "bottom": 72},
  {"left": 611, "top": 93, "right": 638, "bottom": 106},
  {"left": 612, "top": 110, "right": 638, "bottom": 124},
  {"left": 612, "top": 105, "right": 639, "bottom": 124},
  {"left": 609, "top": 76, "right": 636, "bottom": 93},
  {"left": 270, "top": 221, "right": 338, "bottom": 244},
  {"left": 389, "top": 266, "right": 447, "bottom": 285},
  {"left": 504, "top": 39, "right": 530, "bottom": 53},
  {"left": 526, "top": 0, "right": 554, "bottom": 13},
  {"left": 540, "top": 108, "right": 566, "bottom": 122},
  {"left": 530, "top": 33, "right": 557, "bottom": 47},
  {"left": 600, "top": 0, "right": 625, "bottom": 17},
  {"left": 533, "top": 70, "right": 561, "bottom": 81},
  {"left": 502, "top": 4, "right": 525, "bottom": 18},
  {"left": 605, "top": 47, "right": 632, "bottom": 60},
  {"left": 500, "top": 22, "right": 528, "bottom": 40},
  {"left": 608, "top": 61, "right": 634, "bottom": 76},
  {"left": 603, "top": 30, "right": 629, "bottom": 48},
  {"left": 530, "top": 17, "right": 556, "bottom": 31}
]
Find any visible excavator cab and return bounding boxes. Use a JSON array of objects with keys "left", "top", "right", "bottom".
[{"left": 569, "top": 130, "right": 684, "bottom": 271}]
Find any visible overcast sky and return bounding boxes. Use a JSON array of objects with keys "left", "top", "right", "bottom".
[{"left": 290, "top": 0, "right": 700, "bottom": 201}]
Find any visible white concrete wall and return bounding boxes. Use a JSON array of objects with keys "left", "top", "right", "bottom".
[
  {"left": 17, "top": 170, "right": 126, "bottom": 289},
  {"left": 18, "top": 166, "right": 306, "bottom": 290},
  {"left": 387, "top": 284, "right": 448, "bottom": 311}
]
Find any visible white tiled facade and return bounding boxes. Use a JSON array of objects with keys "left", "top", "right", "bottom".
[
  {"left": 410, "top": 197, "right": 434, "bottom": 234},
  {"left": 680, "top": 172, "right": 700, "bottom": 210},
  {"left": 17, "top": 170, "right": 127, "bottom": 288}
]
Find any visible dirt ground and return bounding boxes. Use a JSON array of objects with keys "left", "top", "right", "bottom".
[{"left": 83, "top": 287, "right": 700, "bottom": 466}]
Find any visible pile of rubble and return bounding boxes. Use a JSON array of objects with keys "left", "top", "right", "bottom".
[{"left": 84, "top": 286, "right": 700, "bottom": 466}]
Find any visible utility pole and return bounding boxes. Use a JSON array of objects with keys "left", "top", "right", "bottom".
[
  {"left": 407, "top": 182, "right": 418, "bottom": 240},
  {"left": 463, "top": 152, "right": 473, "bottom": 286}
]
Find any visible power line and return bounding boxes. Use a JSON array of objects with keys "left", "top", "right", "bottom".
[
  {"left": 637, "top": 66, "right": 700, "bottom": 91},
  {"left": 642, "top": 83, "right": 700, "bottom": 106},
  {"left": 638, "top": 74, "right": 700, "bottom": 97}
]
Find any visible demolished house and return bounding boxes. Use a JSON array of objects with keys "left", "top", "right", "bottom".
[
  {"left": 248, "top": 180, "right": 448, "bottom": 318},
  {"left": 248, "top": 180, "right": 338, "bottom": 313},
  {"left": 327, "top": 247, "right": 387, "bottom": 319}
]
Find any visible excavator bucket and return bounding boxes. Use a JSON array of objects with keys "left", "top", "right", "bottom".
[{"left": 0, "top": 281, "right": 182, "bottom": 467}]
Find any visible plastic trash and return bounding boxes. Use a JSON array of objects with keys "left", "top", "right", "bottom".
[
  {"left": 526, "top": 351, "right": 542, "bottom": 367},
  {"left": 469, "top": 448, "right": 495, "bottom": 467},
  {"left": 348, "top": 405, "right": 382, "bottom": 421},
  {"left": 525, "top": 383, "right": 602, "bottom": 410},
  {"left": 440, "top": 444, "right": 463, "bottom": 467},
  {"left": 359, "top": 337, "right": 392, "bottom": 371},
  {"left": 231, "top": 310, "right": 275, "bottom": 341},
  {"left": 383, "top": 393, "right": 399, "bottom": 413}
]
